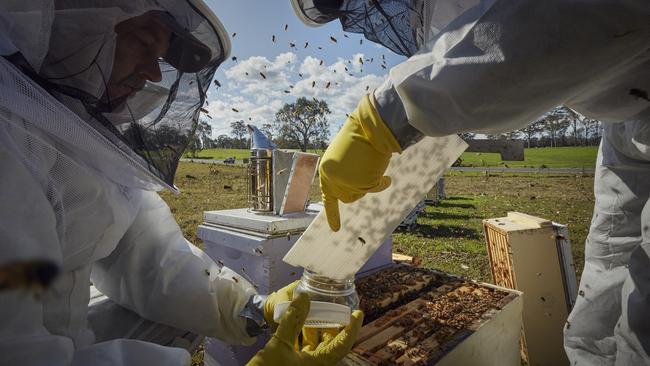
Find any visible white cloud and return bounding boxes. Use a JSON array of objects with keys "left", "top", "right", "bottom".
[{"left": 205, "top": 52, "right": 388, "bottom": 140}]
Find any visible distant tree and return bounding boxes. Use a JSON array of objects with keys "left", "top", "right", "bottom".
[
  {"left": 312, "top": 136, "right": 329, "bottom": 151},
  {"left": 519, "top": 119, "right": 546, "bottom": 148},
  {"left": 151, "top": 124, "right": 189, "bottom": 153},
  {"left": 230, "top": 120, "right": 248, "bottom": 148},
  {"left": 203, "top": 137, "right": 215, "bottom": 149},
  {"left": 583, "top": 117, "right": 602, "bottom": 146},
  {"left": 503, "top": 130, "right": 522, "bottom": 140},
  {"left": 562, "top": 106, "right": 584, "bottom": 146},
  {"left": 261, "top": 123, "right": 274, "bottom": 140},
  {"left": 274, "top": 97, "right": 331, "bottom": 151},
  {"left": 186, "top": 139, "right": 200, "bottom": 157},
  {"left": 541, "top": 106, "right": 571, "bottom": 147},
  {"left": 186, "top": 120, "right": 212, "bottom": 157},
  {"left": 215, "top": 134, "right": 234, "bottom": 148},
  {"left": 197, "top": 120, "right": 212, "bottom": 145},
  {"left": 459, "top": 132, "right": 476, "bottom": 141}
]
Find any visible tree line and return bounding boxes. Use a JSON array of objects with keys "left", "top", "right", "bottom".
[
  {"left": 474, "top": 106, "right": 603, "bottom": 148},
  {"left": 202, "top": 97, "right": 332, "bottom": 152},
  {"left": 192, "top": 103, "right": 603, "bottom": 157}
]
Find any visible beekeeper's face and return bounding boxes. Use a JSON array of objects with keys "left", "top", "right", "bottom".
[{"left": 104, "top": 11, "right": 172, "bottom": 105}]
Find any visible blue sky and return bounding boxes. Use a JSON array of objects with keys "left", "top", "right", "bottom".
[{"left": 203, "top": 0, "right": 406, "bottom": 139}]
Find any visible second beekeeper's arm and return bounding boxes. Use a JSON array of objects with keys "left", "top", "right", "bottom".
[
  {"left": 320, "top": 0, "right": 649, "bottom": 231},
  {"left": 91, "top": 190, "right": 270, "bottom": 346},
  {"left": 376, "top": 0, "right": 648, "bottom": 142}
]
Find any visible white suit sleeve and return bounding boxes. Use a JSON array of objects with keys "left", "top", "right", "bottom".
[
  {"left": 1, "top": 290, "right": 189, "bottom": 366},
  {"left": 374, "top": 0, "right": 650, "bottom": 144},
  {"left": 90, "top": 190, "right": 257, "bottom": 345},
  {"left": 0, "top": 145, "right": 190, "bottom": 366}
]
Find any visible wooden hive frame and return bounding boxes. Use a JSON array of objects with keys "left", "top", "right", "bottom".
[{"left": 342, "top": 267, "right": 523, "bottom": 366}]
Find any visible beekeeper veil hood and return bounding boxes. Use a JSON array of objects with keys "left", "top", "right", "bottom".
[
  {"left": 290, "top": 0, "right": 480, "bottom": 56},
  {"left": 1, "top": 0, "right": 229, "bottom": 191}
]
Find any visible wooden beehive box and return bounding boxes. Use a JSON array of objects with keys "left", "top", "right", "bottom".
[
  {"left": 483, "top": 212, "right": 576, "bottom": 366},
  {"left": 342, "top": 266, "right": 523, "bottom": 366}
]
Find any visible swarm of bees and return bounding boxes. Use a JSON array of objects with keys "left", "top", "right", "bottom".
[{"left": 215, "top": 23, "right": 395, "bottom": 116}]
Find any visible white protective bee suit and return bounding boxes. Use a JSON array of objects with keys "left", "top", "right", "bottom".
[
  {"left": 292, "top": 0, "right": 650, "bottom": 364},
  {"left": 0, "top": 1, "right": 261, "bottom": 365}
]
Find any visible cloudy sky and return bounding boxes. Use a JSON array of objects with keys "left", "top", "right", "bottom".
[{"left": 203, "top": 0, "right": 406, "bottom": 140}]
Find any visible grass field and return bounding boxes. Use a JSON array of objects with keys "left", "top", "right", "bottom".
[
  {"left": 186, "top": 146, "right": 599, "bottom": 169},
  {"left": 161, "top": 162, "right": 594, "bottom": 282},
  {"left": 460, "top": 146, "right": 598, "bottom": 168}
]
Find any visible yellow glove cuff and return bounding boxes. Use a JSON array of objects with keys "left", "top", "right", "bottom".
[{"left": 355, "top": 94, "right": 402, "bottom": 154}]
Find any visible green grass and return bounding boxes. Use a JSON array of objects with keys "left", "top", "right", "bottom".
[
  {"left": 459, "top": 146, "right": 598, "bottom": 169},
  {"left": 187, "top": 146, "right": 598, "bottom": 168},
  {"left": 393, "top": 171, "right": 594, "bottom": 281},
  {"left": 162, "top": 162, "right": 594, "bottom": 283}
]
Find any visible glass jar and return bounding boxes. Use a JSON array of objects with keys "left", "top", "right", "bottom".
[
  {"left": 292, "top": 270, "right": 359, "bottom": 328},
  {"left": 295, "top": 270, "right": 359, "bottom": 309}
]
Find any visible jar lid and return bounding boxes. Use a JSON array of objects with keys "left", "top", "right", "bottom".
[{"left": 273, "top": 301, "right": 351, "bottom": 328}]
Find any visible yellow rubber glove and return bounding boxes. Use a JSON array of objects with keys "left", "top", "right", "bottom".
[
  {"left": 319, "top": 94, "right": 402, "bottom": 231},
  {"left": 263, "top": 280, "right": 300, "bottom": 330},
  {"left": 247, "top": 293, "right": 364, "bottom": 366}
]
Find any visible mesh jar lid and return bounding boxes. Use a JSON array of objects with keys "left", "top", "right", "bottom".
[{"left": 273, "top": 301, "right": 352, "bottom": 328}]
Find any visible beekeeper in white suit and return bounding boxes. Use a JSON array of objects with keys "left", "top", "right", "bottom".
[
  {"left": 292, "top": 0, "right": 650, "bottom": 364},
  {"left": 0, "top": 1, "right": 362, "bottom": 365}
]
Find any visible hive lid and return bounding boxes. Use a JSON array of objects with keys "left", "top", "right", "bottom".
[
  {"left": 203, "top": 205, "right": 322, "bottom": 234},
  {"left": 484, "top": 212, "right": 553, "bottom": 232}
]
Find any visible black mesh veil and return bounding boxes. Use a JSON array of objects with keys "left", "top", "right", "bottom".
[
  {"left": 6, "top": 0, "right": 229, "bottom": 190},
  {"left": 292, "top": 0, "right": 426, "bottom": 57},
  {"left": 102, "top": 52, "right": 222, "bottom": 189},
  {"left": 291, "top": 0, "right": 482, "bottom": 57}
]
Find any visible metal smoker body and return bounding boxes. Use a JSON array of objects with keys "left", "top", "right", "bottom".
[{"left": 247, "top": 125, "right": 276, "bottom": 212}]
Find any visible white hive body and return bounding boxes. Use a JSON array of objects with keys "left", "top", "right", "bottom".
[
  {"left": 199, "top": 204, "right": 394, "bottom": 366},
  {"left": 483, "top": 212, "right": 577, "bottom": 366}
]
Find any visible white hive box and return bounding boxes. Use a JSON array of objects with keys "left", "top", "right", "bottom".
[
  {"left": 199, "top": 204, "right": 394, "bottom": 366},
  {"left": 483, "top": 212, "right": 577, "bottom": 366}
]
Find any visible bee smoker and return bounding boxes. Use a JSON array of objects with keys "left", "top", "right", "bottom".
[{"left": 247, "top": 125, "right": 276, "bottom": 211}]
